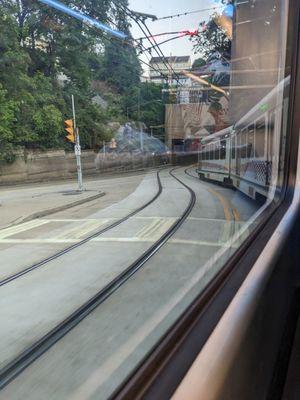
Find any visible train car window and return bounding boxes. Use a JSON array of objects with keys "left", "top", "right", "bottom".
[
  {"left": 237, "top": 133, "right": 242, "bottom": 160},
  {"left": 210, "top": 144, "right": 214, "bottom": 160},
  {"left": 254, "top": 118, "right": 267, "bottom": 158},
  {"left": 220, "top": 140, "right": 226, "bottom": 160},
  {"left": 248, "top": 127, "right": 255, "bottom": 158},
  {"left": 241, "top": 129, "right": 247, "bottom": 159},
  {"left": 268, "top": 112, "right": 276, "bottom": 160},
  {"left": 0, "top": 0, "right": 293, "bottom": 398},
  {"left": 215, "top": 143, "right": 220, "bottom": 160},
  {"left": 231, "top": 135, "right": 236, "bottom": 159}
]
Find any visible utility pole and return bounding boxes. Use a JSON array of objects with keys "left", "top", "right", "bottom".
[{"left": 72, "top": 95, "right": 84, "bottom": 192}]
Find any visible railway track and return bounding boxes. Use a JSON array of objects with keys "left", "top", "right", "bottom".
[
  {"left": 0, "top": 167, "right": 196, "bottom": 389},
  {"left": 0, "top": 170, "right": 164, "bottom": 287}
]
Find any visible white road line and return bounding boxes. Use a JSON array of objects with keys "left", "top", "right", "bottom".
[
  {"left": 170, "top": 239, "right": 226, "bottom": 247},
  {"left": 0, "top": 237, "right": 236, "bottom": 247},
  {"left": 0, "top": 219, "right": 50, "bottom": 239},
  {"left": 187, "top": 217, "right": 227, "bottom": 222},
  {"left": 0, "top": 239, "right": 79, "bottom": 244}
]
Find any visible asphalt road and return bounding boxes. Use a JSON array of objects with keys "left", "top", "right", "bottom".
[{"left": 0, "top": 166, "right": 260, "bottom": 399}]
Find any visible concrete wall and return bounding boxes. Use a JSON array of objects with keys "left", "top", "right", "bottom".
[
  {"left": 0, "top": 149, "right": 168, "bottom": 185},
  {"left": 0, "top": 150, "right": 96, "bottom": 184}
]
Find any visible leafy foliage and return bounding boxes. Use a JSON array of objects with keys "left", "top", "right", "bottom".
[
  {"left": 0, "top": 0, "right": 151, "bottom": 162},
  {"left": 192, "top": 18, "right": 231, "bottom": 60}
]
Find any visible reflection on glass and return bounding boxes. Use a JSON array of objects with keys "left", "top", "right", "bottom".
[{"left": 0, "top": 0, "right": 291, "bottom": 398}]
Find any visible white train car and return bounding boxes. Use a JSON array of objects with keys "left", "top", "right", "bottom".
[{"left": 198, "top": 78, "right": 289, "bottom": 200}]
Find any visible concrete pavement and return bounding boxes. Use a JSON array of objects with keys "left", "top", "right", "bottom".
[
  {"left": 0, "top": 166, "right": 260, "bottom": 399},
  {"left": 0, "top": 171, "right": 151, "bottom": 229}
]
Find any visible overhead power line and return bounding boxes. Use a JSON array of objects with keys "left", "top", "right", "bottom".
[
  {"left": 111, "top": 1, "right": 183, "bottom": 86},
  {"left": 138, "top": 18, "right": 184, "bottom": 86},
  {"left": 136, "top": 29, "right": 200, "bottom": 41},
  {"left": 156, "top": 5, "right": 223, "bottom": 21}
]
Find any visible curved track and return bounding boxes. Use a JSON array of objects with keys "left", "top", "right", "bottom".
[
  {"left": 0, "top": 171, "right": 163, "bottom": 287},
  {"left": 0, "top": 167, "right": 196, "bottom": 389}
]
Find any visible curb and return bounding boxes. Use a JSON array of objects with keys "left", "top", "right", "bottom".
[{"left": 4, "top": 192, "right": 106, "bottom": 229}]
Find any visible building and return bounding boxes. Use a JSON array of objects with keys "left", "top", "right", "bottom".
[{"left": 149, "top": 56, "right": 192, "bottom": 86}]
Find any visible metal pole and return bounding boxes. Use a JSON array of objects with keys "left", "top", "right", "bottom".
[{"left": 72, "top": 95, "right": 84, "bottom": 192}]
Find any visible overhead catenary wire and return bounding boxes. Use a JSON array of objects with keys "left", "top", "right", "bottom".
[
  {"left": 92, "top": 14, "right": 170, "bottom": 82},
  {"left": 155, "top": 5, "right": 224, "bottom": 21},
  {"left": 138, "top": 18, "right": 185, "bottom": 87},
  {"left": 134, "top": 16, "right": 184, "bottom": 87},
  {"left": 112, "top": 2, "right": 184, "bottom": 87},
  {"left": 144, "top": 32, "right": 199, "bottom": 54}
]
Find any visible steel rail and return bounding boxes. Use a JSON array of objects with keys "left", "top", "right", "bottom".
[
  {"left": 0, "top": 170, "right": 163, "bottom": 287},
  {"left": 0, "top": 167, "right": 196, "bottom": 389}
]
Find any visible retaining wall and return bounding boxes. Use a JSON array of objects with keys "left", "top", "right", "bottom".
[{"left": 0, "top": 149, "right": 168, "bottom": 185}]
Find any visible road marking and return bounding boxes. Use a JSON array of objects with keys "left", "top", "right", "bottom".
[
  {"left": 0, "top": 237, "right": 238, "bottom": 248},
  {"left": 169, "top": 239, "right": 227, "bottom": 247},
  {"left": 54, "top": 219, "right": 109, "bottom": 239},
  {"left": 207, "top": 188, "right": 232, "bottom": 223},
  {"left": 136, "top": 218, "right": 161, "bottom": 239},
  {"left": 187, "top": 217, "right": 231, "bottom": 222},
  {"left": 0, "top": 219, "right": 50, "bottom": 239},
  {"left": 0, "top": 239, "right": 79, "bottom": 244},
  {"left": 137, "top": 218, "right": 177, "bottom": 240},
  {"left": 233, "top": 208, "right": 241, "bottom": 222}
]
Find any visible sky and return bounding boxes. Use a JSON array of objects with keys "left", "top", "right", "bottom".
[{"left": 128, "top": 0, "right": 222, "bottom": 75}]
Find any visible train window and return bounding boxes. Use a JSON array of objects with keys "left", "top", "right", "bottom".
[
  {"left": 220, "top": 140, "right": 226, "bottom": 160},
  {"left": 248, "top": 127, "right": 255, "bottom": 158},
  {"left": 209, "top": 144, "right": 214, "bottom": 160},
  {"left": 241, "top": 130, "right": 247, "bottom": 159},
  {"left": 0, "top": 0, "right": 293, "bottom": 398},
  {"left": 215, "top": 143, "right": 220, "bottom": 160},
  {"left": 254, "top": 118, "right": 267, "bottom": 158},
  {"left": 237, "top": 133, "right": 242, "bottom": 160},
  {"left": 268, "top": 112, "right": 276, "bottom": 160},
  {"left": 231, "top": 135, "right": 236, "bottom": 159}
]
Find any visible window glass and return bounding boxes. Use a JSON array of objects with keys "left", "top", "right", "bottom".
[
  {"left": 241, "top": 129, "right": 247, "bottom": 159},
  {"left": 220, "top": 140, "right": 226, "bottom": 160},
  {"left": 248, "top": 127, "right": 255, "bottom": 158},
  {"left": 255, "top": 118, "right": 267, "bottom": 158},
  {"left": 231, "top": 135, "right": 236, "bottom": 159},
  {"left": 0, "top": 1, "right": 291, "bottom": 398}
]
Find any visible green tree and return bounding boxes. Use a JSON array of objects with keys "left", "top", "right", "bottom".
[
  {"left": 192, "top": 58, "right": 207, "bottom": 69},
  {"left": 0, "top": 0, "right": 143, "bottom": 156},
  {"left": 192, "top": 18, "right": 231, "bottom": 60},
  {"left": 0, "top": 85, "right": 18, "bottom": 162},
  {"left": 99, "top": 0, "right": 141, "bottom": 93}
]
